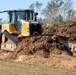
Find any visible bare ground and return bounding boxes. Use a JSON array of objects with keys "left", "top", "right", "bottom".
[
  {"left": 0, "top": 21, "right": 76, "bottom": 74},
  {"left": 0, "top": 35, "right": 75, "bottom": 71},
  {"left": 0, "top": 59, "right": 76, "bottom": 75}
]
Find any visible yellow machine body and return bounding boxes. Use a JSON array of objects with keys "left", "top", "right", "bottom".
[
  {"left": 2, "top": 20, "right": 30, "bottom": 36},
  {"left": 2, "top": 23, "right": 20, "bottom": 35},
  {"left": 21, "top": 20, "right": 30, "bottom": 36},
  {"left": 1, "top": 21, "right": 30, "bottom": 51}
]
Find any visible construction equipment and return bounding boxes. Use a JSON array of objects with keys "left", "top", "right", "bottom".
[{"left": 0, "top": 9, "right": 42, "bottom": 51}]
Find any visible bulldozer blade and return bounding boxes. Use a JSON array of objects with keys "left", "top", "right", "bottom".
[{"left": 1, "top": 31, "right": 18, "bottom": 51}]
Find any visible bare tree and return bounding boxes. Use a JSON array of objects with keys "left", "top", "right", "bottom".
[
  {"left": 42, "top": 0, "right": 64, "bottom": 25},
  {"left": 42, "top": 0, "right": 76, "bottom": 25},
  {"left": 29, "top": 1, "right": 43, "bottom": 18},
  {"left": 62, "top": 0, "right": 76, "bottom": 21},
  {"left": 35, "top": 1, "right": 43, "bottom": 12},
  {"left": 29, "top": 3, "right": 35, "bottom": 11}
]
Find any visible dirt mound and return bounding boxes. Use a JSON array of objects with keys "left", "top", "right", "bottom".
[
  {"left": 0, "top": 21, "right": 76, "bottom": 70},
  {"left": 51, "top": 21, "right": 76, "bottom": 42},
  {"left": 5, "top": 35, "right": 76, "bottom": 70},
  {"left": 10, "top": 35, "right": 72, "bottom": 60}
]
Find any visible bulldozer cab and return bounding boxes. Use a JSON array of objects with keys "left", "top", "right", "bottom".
[
  {"left": 0, "top": 9, "right": 42, "bottom": 36},
  {"left": 8, "top": 10, "right": 38, "bottom": 31}
]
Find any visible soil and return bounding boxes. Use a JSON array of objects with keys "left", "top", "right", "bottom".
[
  {"left": 10, "top": 35, "right": 72, "bottom": 59},
  {"left": 50, "top": 21, "right": 76, "bottom": 42},
  {"left": 0, "top": 21, "right": 76, "bottom": 70},
  {"left": 1, "top": 35, "right": 75, "bottom": 70}
]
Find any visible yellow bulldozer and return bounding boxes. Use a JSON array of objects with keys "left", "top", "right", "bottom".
[{"left": 0, "top": 9, "right": 42, "bottom": 51}]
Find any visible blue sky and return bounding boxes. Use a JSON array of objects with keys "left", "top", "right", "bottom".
[
  {"left": 0, "top": 0, "right": 48, "bottom": 20},
  {"left": 0, "top": 0, "right": 76, "bottom": 20},
  {"left": 0, "top": 0, "right": 75, "bottom": 10},
  {"left": 0, "top": 0, "right": 47, "bottom": 11}
]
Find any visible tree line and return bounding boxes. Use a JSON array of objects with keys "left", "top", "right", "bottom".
[{"left": 29, "top": 0, "right": 76, "bottom": 25}]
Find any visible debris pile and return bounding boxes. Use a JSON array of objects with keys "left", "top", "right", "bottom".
[
  {"left": 10, "top": 35, "right": 72, "bottom": 60},
  {"left": 51, "top": 21, "right": 76, "bottom": 42},
  {"left": 8, "top": 35, "right": 76, "bottom": 70},
  {"left": 0, "top": 21, "right": 76, "bottom": 70}
]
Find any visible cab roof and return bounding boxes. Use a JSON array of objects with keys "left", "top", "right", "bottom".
[{"left": 0, "top": 9, "right": 34, "bottom": 13}]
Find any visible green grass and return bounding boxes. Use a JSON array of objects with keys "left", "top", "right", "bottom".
[{"left": 0, "top": 59, "right": 76, "bottom": 75}]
